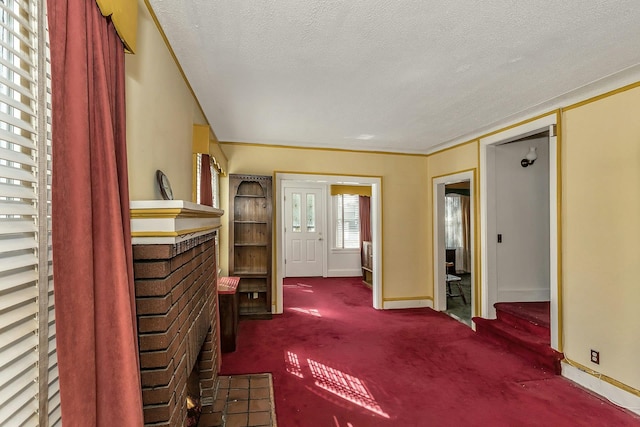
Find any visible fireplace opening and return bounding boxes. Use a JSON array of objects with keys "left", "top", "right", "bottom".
[{"left": 186, "top": 366, "right": 202, "bottom": 427}]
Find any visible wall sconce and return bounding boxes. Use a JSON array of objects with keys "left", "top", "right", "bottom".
[{"left": 521, "top": 147, "right": 537, "bottom": 167}]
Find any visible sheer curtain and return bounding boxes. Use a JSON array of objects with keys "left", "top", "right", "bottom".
[{"left": 445, "top": 194, "right": 471, "bottom": 273}]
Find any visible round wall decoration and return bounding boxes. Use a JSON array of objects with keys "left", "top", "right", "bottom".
[{"left": 155, "top": 170, "right": 174, "bottom": 200}]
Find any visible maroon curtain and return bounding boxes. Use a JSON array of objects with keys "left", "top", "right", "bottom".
[
  {"left": 359, "top": 196, "right": 371, "bottom": 243},
  {"left": 48, "top": 1, "right": 143, "bottom": 425},
  {"left": 359, "top": 196, "right": 371, "bottom": 267},
  {"left": 200, "top": 154, "right": 213, "bottom": 206}
]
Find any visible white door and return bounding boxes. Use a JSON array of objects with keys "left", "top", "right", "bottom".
[{"left": 284, "top": 186, "right": 324, "bottom": 277}]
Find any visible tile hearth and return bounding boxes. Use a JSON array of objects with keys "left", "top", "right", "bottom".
[{"left": 199, "top": 374, "right": 277, "bottom": 427}]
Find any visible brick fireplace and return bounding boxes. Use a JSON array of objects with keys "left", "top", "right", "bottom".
[{"left": 130, "top": 201, "right": 223, "bottom": 426}]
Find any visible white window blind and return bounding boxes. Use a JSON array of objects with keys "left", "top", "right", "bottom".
[
  {"left": 0, "top": 0, "right": 58, "bottom": 425},
  {"left": 211, "top": 166, "right": 219, "bottom": 209},
  {"left": 195, "top": 152, "right": 202, "bottom": 204},
  {"left": 334, "top": 194, "right": 360, "bottom": 249},
  {"left": 211, "top": 166, "right": 220, "bottom": 274}
]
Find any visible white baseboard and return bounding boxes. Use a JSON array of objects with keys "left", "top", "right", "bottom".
[
  {"left": 383, "top": 299, "right": 433, "bottom": 310},
  {"left": 562, "top": 361, "right": 640, "bottom": 416},
  {"left": 327, "top": 269, "right": 362, "bottom": 277}
]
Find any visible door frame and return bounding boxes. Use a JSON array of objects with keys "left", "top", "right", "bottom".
[
  {"left": 479, "top": 113, "right": 561, "bottom": 350},
  {"left": 432, "top": 171, "right": 475, "bottom": 322},
  {"left": 275, "top": 172, "right": 383, "bottom": 313},
  {"left": 282, "top": 183, "right": 327, "bottom": 277}
]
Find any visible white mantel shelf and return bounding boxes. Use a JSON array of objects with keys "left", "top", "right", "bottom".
[{"left": 130, "top": 200, "right": 224, "bottom": 245}]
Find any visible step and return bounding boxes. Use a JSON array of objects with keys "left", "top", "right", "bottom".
[
  {"left": 495, "top": 302, "right": 550, "bottom": 340},
  {"left": 473, "top": 316, "right": 563, "bottom": 374}
]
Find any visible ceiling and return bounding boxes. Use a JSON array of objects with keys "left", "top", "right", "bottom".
[{"left": 147, "top": 0, "right": 640, "bottom": 154}]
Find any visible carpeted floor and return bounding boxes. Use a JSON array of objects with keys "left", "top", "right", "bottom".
[{"left": 220, "top": 277, "right": 639, "bottom": 426}]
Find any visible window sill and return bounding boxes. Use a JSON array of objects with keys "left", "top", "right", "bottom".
[{"left": 331, "top": 248, "right": 360, "bottom": 254}]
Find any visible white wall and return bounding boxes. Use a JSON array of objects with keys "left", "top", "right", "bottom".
[
  {"left": 327, "top": 248, "right": 361, "bottom": 276},
  {"left": 494, "top": 136, "right": 550, "bottom": 301}
]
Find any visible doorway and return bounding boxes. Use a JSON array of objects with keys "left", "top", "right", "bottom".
[
  {"left": 283, "top": 184, "right": 325, "bottom": 277},
  {"left": 479, "top": 114, "right": 560, "bottom": 350},
  {"left": 433, "top": 170, "right": 475, "bottom": 326},
  {"left": 275, "top": 173, "right": 383, "bottom": 313},
  {"left": 443, "top": 182, "right": 472, "bottom": 324}
]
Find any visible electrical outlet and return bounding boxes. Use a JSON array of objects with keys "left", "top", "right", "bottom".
[{"left": 590, "top": 349, "right": 600, "bottom": 364}]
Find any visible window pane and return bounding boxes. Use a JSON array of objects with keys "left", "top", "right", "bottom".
[
  {"left": 195, "top": 153, "right": 202, "bottom": 204},
  {"left": 334, "top": 194, "right": 359, "bottom": 248},
  {"left": 343, "top": 194, "right": 360, "bottom": 248},
  {"left": 445, "top": 194, "right": 463, "bottom": 248},
  {"left": 335, "top": 195, "right": 343, "bottom": 247},
  {"left": 291, "top": 193, "right": 301, "bottom": 232},
  {"left": 211, "top": 165, "right": 219, "bottom": 208},
  {"left": 306, "top": 193, "right": 315, "bottom": 232}
]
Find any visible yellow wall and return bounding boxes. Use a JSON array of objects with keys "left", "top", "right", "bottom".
[
  {"left": 219, "top": 143, "right": 430, "bottom": 301},
  {"left": 125, "top": 0, "right": 207, "bottom": 200},
  {"left": 427, "top": 142, "right": 479, "bottom": 179},
  {"left": 425, "top": 141, "right": 479, "bottom": 307},
  {"left": 562, "top": 86, "right": 640, "bottom": 391}
]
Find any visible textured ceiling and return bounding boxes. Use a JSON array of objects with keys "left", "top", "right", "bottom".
[{"left": 147, "top": 0, "right": 640, "bottom": 153}]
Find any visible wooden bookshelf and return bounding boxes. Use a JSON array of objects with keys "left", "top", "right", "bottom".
[{"left": 228, "top": 174, "right": 272, "bottom": 319}]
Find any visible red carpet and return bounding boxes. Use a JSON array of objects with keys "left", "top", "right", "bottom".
[
  {"left": 474, "top": 302, "right": 563, "bottom": 374},
  {"left": 220, "top": 277, "right": 639, "bottom": 426},
  {"left": 495, "top": 301, "right": 551, "bottom": 333}
]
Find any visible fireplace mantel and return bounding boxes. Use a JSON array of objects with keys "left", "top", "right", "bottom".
[{"left": 130, "top": 200, "right": 223, "bottom": 245}]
